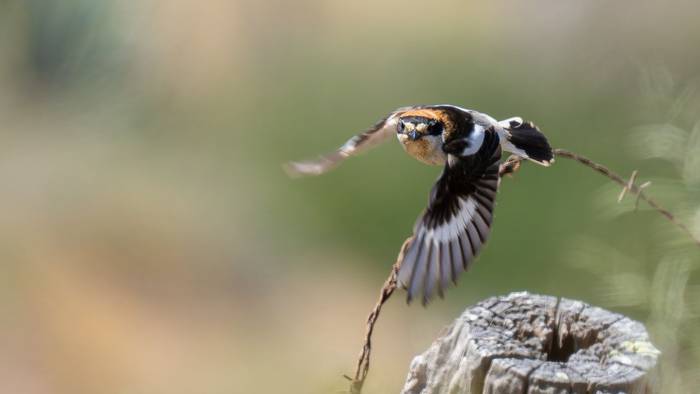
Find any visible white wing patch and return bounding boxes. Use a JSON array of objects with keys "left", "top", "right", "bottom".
[
  {"left": 423, "top": 197, "right": 477, "bottom": 242},
  {"left": 459, "top": 125, "right": 486, "bottom": 156},
  {"left": 397, "top": 193, "right": 494, "bottom": 304}
]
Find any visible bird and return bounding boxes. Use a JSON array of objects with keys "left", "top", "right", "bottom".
[{"left": 285, "top": 105, "right": 553, "bottom": 305}]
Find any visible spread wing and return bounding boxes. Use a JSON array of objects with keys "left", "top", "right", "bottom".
[
  {"left": 284, "top": 108, "right": 409, "bottom": 177},
  {"left": 397, "top": 128, "right": 502, "bottom": 305}
]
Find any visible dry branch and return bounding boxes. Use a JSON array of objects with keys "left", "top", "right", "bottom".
[{"left": 552, "top": 148, "right": 700, "bottom": 246}]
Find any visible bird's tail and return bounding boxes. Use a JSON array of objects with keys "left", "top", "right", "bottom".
[{"left": 498, "top": 117, "right": 554, "bottom": 166}]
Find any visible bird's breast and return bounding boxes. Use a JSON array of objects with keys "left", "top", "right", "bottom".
[{"left": 398, "top": 135, "right": 447, "bottom": 166}]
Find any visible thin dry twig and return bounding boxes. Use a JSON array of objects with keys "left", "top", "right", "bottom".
[
  {"left": 347, "top": 238, "right": 411, "bottom": 394},
  {"left": 506, "top": 149, "right": 700, "bottom": 245},
  {"left": 346, "top": 147, "right": 700, "bottom": 393},
  {"left": 552, "top": 148, "right": 700, "bottom": 246}
]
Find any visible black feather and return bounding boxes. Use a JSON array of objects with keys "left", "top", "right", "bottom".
[{"left": 508, "top": 121, "right": 553, "bottom": 164}]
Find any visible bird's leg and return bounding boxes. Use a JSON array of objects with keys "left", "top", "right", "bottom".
[{"left": 499, "top": 155, "right": 523, "bottom": 177}]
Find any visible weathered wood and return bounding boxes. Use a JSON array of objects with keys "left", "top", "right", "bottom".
[{"left": 401, "top": 292, "right": 660, "bottom": 394}]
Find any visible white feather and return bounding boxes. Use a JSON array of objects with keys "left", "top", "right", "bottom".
[
  {"left": 424, "top": 197, "right": 477, "bottom": 242},
  {"left": 460, "top": 125, "right": 485, "bottom": 156}
]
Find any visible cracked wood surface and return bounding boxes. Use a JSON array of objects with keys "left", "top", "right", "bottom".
[{"left": 401, "top": 292, "right": 659, "bottom": 394}]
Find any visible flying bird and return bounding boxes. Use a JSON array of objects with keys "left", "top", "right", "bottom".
[{"left": 285, "top": 105, "right": 553, "bottom": 305}]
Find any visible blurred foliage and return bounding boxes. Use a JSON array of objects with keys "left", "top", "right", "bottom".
[
  {"left": 0, "top": 1, "right": 699, "bottom": 393},
  {"left": 571, "top": 70, "right": 700, "bottom": 392}
]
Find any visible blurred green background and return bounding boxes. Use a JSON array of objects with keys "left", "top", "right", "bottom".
[{"left": 1, "top": 1, "right": 699, "bottom": 393}]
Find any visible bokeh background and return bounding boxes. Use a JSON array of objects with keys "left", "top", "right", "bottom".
[{"left": 1, "top": 1, "right": 700, "bottom": 393}]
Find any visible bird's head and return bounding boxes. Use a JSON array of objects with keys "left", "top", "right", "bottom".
[{"left": 396, "top": 109, "right": 450, "bottom": 165}]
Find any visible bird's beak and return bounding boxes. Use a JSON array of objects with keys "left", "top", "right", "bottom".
[{"left": 408, "top": 130, "right": 421, "bottom": 141}]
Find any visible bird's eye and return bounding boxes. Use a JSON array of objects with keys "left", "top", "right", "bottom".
[
  {"left": 428, "top": 121, "right": 443, "bottom": 136},
  {"left": 397, "top": 121, "right": 405, "bottom": 133}
]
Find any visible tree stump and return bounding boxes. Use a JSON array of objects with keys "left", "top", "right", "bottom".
[{"left": 401, "top": 292, "right": 660, "bottom": 394}]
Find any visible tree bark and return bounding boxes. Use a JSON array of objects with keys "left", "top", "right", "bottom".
[{"left": 401, "top": 292, "right": 660, "bottom": 394}]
